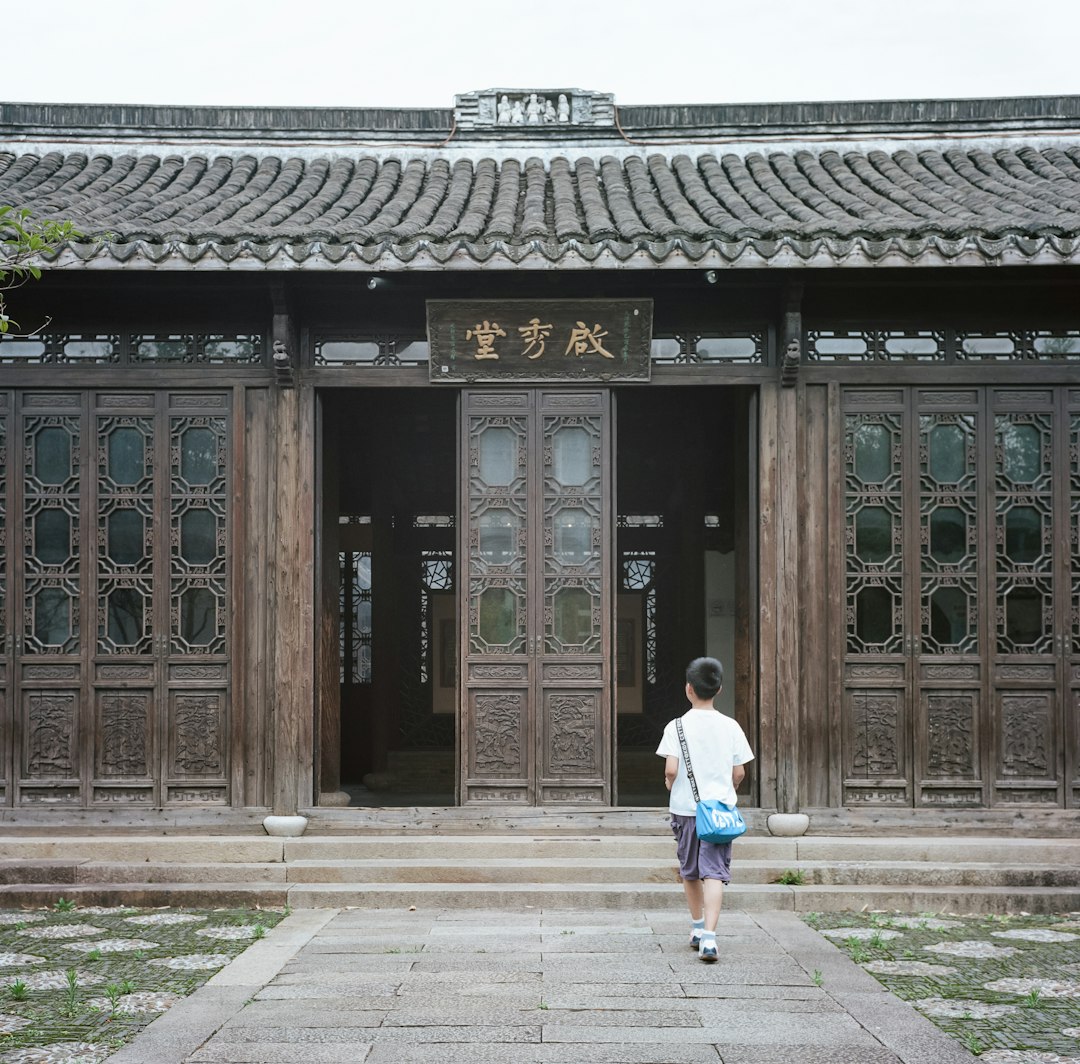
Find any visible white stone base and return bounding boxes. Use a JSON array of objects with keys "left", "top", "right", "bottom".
[
  {"left": 767, "top": 812, "right": 810, "bottom": 837},
  {"left": 262, "top": 815, "right": 309, "bottom": 837}
]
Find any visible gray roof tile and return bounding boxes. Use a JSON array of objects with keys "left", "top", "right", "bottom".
[{"left": 4, "top": 146, "right": 1080, "bottom": 269}]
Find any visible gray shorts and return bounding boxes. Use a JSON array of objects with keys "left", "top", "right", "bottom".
[{"left": 671, "top": 814, "right": 733, "bottom": 882}]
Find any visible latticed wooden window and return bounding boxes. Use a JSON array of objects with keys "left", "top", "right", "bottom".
[{"left": 339, "top": 550, "right": 372, "bottom": 685}]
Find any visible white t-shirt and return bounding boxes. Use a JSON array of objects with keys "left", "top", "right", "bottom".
[{"left": 656, "top": 709, "right": 755, "bottom": 816}]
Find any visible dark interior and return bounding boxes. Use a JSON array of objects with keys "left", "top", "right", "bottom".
[{"left": 322, "top": 385, "right": 753, "bottom": 807}]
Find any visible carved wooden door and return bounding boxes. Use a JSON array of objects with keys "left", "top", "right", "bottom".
[
  {"left": 912, "top": 391, "right": 986, "bottom": 808},
  {"left": 459, "top": 389, "right": 611, "bottom": 805},
  {"left": 5, "top": 390, "right": 232, "bottom": 809},
  {"left": 1068, "top": 390, "right": 1080, "bottom": 810},
  {"left": 841, "top": 391, "right": 913, "bottom": 806},
  {"left": 987, "top": 389, "right": 1065, "bottom": 807},
  {"left": 841, "top": 386, "right": 1073, "bottom": 809}
]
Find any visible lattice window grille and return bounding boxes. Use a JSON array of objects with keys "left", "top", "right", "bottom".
[
  {"left": 622, "top": 552, "right": 658, "bottom": 684},
  {"left": 23, "top": 415, "right": 82, "bottom": 655},
  {"left": 617, "top": 514, "right": 664, "bottom": 529},
  {"left": 809, "top": 327, "right": 1080, "bottom": 363},
  {"left": 314, "top": 336, "right": 430, "bottom": 367},
  {"left": 96, "top": 415, "right": 155, "bottom": 656},
  {"left": 133, "top": 334, "right": 264, "bottom": 364},
  {"left": 994, "top": 412, "right": 1055, "bottom": 655},
  {"left": 808, "top": 329, "right": 946, "bottom": 362},
  {"left": 419, "top": 551, "right": 453, "bottom": 685},
  {"left": 0, "top": 333, "right": 264, "bottom": 365},
  {"left": 844, "top": 413, "right": 905, "bottom": 655},
  {"left": 959, "top": 330, "right": 1080, "bottom": 360},
  {"left": 169, "top": 415, "right": 228, "bottom": 657},
  {"left": 918, "top": 412, "right": 980, "bottom": 655},
  {"left": 650, "top": 332, "right": 764, "bottom": 364},
  {"left": 0, "top": 334, "right": 122, "bottom": 365},
  {"left": 339, "top": 550, "right": 373, "bottom": 685}
]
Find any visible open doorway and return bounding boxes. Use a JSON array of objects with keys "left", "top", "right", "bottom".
[
  {"left": 612, "top": 387, "right": 757, "bottom": 806},
  {"left": 320, "top": 389, "right": 458, "bottom": 806}
]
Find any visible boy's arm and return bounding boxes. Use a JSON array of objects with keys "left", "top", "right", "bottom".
[
  {"left": 664, "top": 755, "right": 679, "bottom": 791},
  {"left": 732, "top": 763, "right": 746, "bottom": 790}
]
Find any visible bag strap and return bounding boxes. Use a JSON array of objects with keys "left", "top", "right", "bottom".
[{"left": 675, "top": 718, "right": 701, "bottom": 804}]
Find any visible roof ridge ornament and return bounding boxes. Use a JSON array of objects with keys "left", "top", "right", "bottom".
[{"left": 454, "top": 88, "right": 616, "bottom": 131}]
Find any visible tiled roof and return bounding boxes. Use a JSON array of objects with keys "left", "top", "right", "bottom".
[{"left": 4, "top": 144, "right": 1080, "bottom": 270}]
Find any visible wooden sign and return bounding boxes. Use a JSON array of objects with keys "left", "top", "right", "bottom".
[{"left": 427, "top": 299, "right": 652, "bottom": 382}]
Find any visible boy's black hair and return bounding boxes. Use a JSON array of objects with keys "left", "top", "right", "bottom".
[{"left": 686, "top": 657, "right": 724, "bottom": 700}]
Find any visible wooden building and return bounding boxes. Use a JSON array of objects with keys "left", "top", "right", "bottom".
[{"left": 0, "top": 89, "right": 1078, "bottom": 829}]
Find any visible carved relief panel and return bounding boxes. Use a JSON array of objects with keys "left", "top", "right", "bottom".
[{"left": 460, "top": 390, "right": 610, "bottom": 805}]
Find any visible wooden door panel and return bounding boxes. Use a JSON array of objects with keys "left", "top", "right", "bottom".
[
  {"left": 15, "top": 393, "right": 85, "bottom": 806},
  {"left": 3, "top": 389, "right": 234, "bottom": 811},
  {"left": 989, "top": 394, "right": 1062, "bottom": 806},
  {"left": 1070, "top": 400, "right": 1080, "bottom": 807},
  {"left": 840, "top": 392, "right": 912, "bottom": 806},
  {"left": 840, "top": 385, "right": 1073, "bottom": 810},
  {"left": 162, "top": 393, "right": 231, "bottom": 806},
  {"left": 93, "top": 393, "right": 159, "bottom": 806},
  {"left": 460, "top": 389, "right": 611, "bottom": 806},
  {"left": 0, "top": 393, "right": 7, "bottom": 803},
  {"left": 914, "top": 393, "right": 985, "bottom": 807},
  {"left": 460, "top": 391, "right": 533, "bottom": 803},
  {"left": 537, "top": 391, "right": 609, "bottom": 805}
]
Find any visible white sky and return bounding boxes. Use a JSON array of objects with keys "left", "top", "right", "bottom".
[{"left": 5, "top": 0, "right": 1080, "bottom": 110}]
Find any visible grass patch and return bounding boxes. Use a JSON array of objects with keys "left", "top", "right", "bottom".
[
  {"left": 0, "top": 904, "right": 285, "bottom": 1059},
  {"left": 804, "top": 909, "right": 1080, "bottom": 1060},
  {"left": 776, "top": 869, "right": 807, "bottom": 886}
]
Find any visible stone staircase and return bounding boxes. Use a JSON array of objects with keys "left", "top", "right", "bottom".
[{"left": 0, "top": 831, "right": 1078, "bottom": 913}]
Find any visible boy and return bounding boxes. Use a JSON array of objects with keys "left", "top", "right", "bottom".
[{"left": 655, "top": 657, "right": 754, "bottom": 962}]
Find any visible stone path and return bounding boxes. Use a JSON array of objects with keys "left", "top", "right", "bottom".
[{"left": 105, "top": 907, "right": 971, "bottom": 1064}]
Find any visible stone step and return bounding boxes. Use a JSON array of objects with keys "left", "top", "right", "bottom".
[
  {"left": 5, "top": 854, "right": 1076, "bottom": 889},
  {"left": 0, "top": 877, "right": 1076, "bottom": 914},
  {"left": 0, "top": 882, "right": 288, "bottom": 908},
  {"left": 282, "top": 834, "right": 1080, "bottom": 863},
  {"left": 0, "top": 837, "right": 285, "bottom": 863},
  {"left": 0, "top": 860, "right": 288, "bottom": 886},
  {"left": 0, "top": 833, "right": 1077, "bottom": 914},
  {"left": 285, "top": 881, "right": 1080, "bottom": 914},
  {"left": 0, "top": 833, "right": 1079, "bottom": 864},
  {"left": 281, "top": 857, "right": 1080, "bottom": 888}
]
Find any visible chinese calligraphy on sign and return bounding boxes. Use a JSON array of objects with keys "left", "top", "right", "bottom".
[
  {"left": 518, "top": 318, "right": 553, "bottom": 359},
  {"left": 565, "top": 322, "right": 613, "bottom": 359},
  {"left": 428, "top": 300, "right": 652, "bottom": 382},
  {"left": 465, "top": 320, "right": 506, "bottom": 360}
]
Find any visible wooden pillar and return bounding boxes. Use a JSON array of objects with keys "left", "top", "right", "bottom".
[
  {"left": 775, "top": 285, "right": 803, "bottom": 814},
  {"left": 758, "top": 380, "right": 779, "bottom": 810},
  {"left": 268, "top": 285, "right": 315, "bottom": 816}
]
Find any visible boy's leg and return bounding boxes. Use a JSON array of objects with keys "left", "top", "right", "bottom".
[
  {"left": 681, "top": 877, "right": 704, "bottom": 921},
  {"left": 702, "top": 877, "right": 724, "bottom": 932}
]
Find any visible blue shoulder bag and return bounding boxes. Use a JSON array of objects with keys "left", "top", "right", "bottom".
[{"left": 675, "top": 717, "right": 747, "bottom": 845}]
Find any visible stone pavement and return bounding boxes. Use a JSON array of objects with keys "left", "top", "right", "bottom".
[{"left": 105, "top": 906, "right": 973, "bottom": 1064}]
